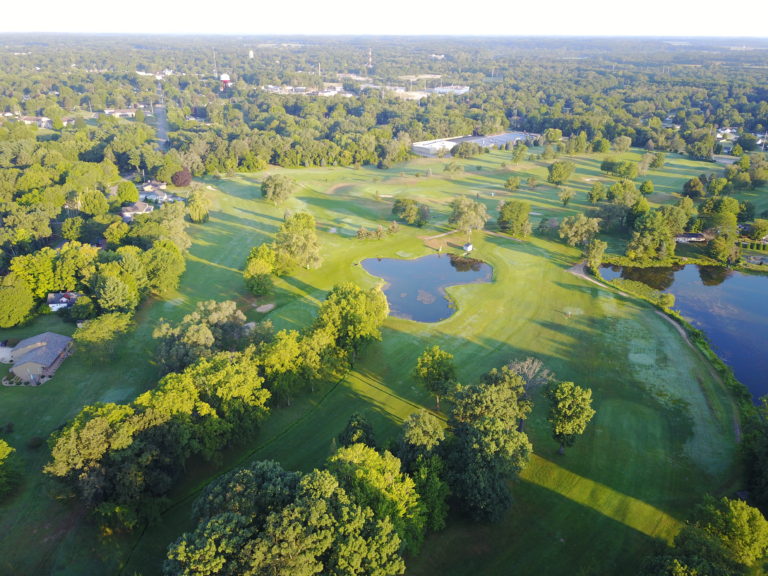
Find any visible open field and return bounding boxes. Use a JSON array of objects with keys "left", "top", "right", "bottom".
[{"left": 0, "top": 150, "right": 744, "bottom": 575}]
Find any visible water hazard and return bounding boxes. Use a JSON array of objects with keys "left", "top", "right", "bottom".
[
  {"left": 361, "top": 254, "right": 493, "bottom": 323},
  {"left": 602, "top": 264, "right": 768, "bottom": 399}
]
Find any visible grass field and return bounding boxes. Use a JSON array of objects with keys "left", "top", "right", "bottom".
[{"left": 0, "top": 149, "right": 745, "bottom": 575}]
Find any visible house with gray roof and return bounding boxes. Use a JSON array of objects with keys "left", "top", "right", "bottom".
[
  {"left": 121, "top": 201, "right": 154, "bottom": 222},
  {"left": 10, "top": 332, "right": 73, "bottom": 384}
]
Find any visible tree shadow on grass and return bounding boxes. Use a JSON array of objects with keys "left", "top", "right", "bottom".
[
  {"left": 202, "top": 176, "right": 261, "bottom": 201},
  {"left": 300, "top": 193, "right": 394, "bottom": 232},
  {"left": 481, "top": 233, "right": 580, "bottom": 270},
  {"left": 209, "top": 210, "right": 281, "bottom": 238},
  {"left": 410, "top": 472, "right": 667, "bottom": 576},
  {"left": 552, "top": 279, "right": 605, "bottom": 297}
]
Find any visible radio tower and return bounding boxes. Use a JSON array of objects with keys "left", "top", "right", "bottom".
[{"left": 367, "top": 48, "right": 373, "bottom": 70}]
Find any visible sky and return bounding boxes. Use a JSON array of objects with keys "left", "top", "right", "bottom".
[{"left": 1, "top": 0, "right": 767, "bottom": 37}]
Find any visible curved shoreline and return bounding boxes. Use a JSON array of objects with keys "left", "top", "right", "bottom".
[{"left": 567, "top": 261, "right": 743, "bottom": 442}]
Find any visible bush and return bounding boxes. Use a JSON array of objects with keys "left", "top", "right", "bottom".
[
  {"left": 27, "top": 436, "right": 45, "bottom": 450},
  {"left": 171, "top": 168, "right": 192, "bottom": 187}
]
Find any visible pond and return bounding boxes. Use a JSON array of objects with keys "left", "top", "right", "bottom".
[
  {"left": 601, "top": 264, "right": 768, "bottom": 399},
  {"left": 361, "top": 254, "right": 493, "bottom": 323}
]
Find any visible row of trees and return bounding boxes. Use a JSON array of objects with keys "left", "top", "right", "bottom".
[
  {"left": 46, "top": 283, "right": 388, "bottom": 530},
  {"left": 164, "top": 345, "right": 598, "bottom": 574}
]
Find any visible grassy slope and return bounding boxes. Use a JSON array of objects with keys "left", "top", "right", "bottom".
[{"left": 0, "top": 150, "right": 742, "bottom": 575}]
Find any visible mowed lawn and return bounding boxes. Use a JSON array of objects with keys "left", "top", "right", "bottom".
[{"left": 1, "top": 151, "right": 742, "bottom": 576}]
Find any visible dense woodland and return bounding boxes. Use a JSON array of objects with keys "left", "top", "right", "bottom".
[{"left": 1, "top": 35, "right": 768, "bottom": 575}]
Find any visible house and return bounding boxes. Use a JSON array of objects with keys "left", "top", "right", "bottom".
[
  {"left": 675, "top": 233, "right": 707, "bottom": 243},
  {"left": 121, "top": 201, "right": 154, "bottom": 222},
  {"left": 46, "top": 292, "right": 80, "bottom": 311},
  {"left": 145, "top": 190, "right": 169, "bottom": 203},
  {"left": 140, "top": 180, "right": 169, "bottom": 203},
  {"left": 10, "top": 332, "right": 73, "bottom": 384},
  {"left": 142, "top": 180, "right": 167, "bottom": 192},
  {"left": 463, "top": 243, "right": 474, "bottom": 252},
  {"left": 19, "top": 115, "right": 52, "bottom": 129}
]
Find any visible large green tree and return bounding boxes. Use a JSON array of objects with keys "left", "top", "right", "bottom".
[
  {"left": 545, "top": 381, "right": 596, "bottom": 454},
  {"left": 626, "top": 209, "right": 675, "bottom": 261},
  {"left": 73, "top": 312, "right": 134, "bottom": 360},
  {"left": 327, "top": 443, "right": 427, "bottom": 555},
  {"left": 153, "top": 300, "right": 250, "bottom": 373},
  {"left": 547, "top": 160, "right": 576, "bottom": 185},
  {"left": 446, "top": 377, "right": 532, "bottom": 521},
  {"left": 261, "top": 174, "right": 297, "bottom": 205},
  {"left": 338, "top": 412, "right": 377, "bottom": 449},
  {"left": 186, "top": 189, "right": 211, "bottom": 223},
  {"left": 448, "top": 197, "right": 488, "bottom": 241},
  {"left": 392, "top": 198, "right": 429, "bottom": 227},
  {"left": 413, "top": 345, "right": 457, "bottom": 411},
  {"left": 313, "top": 282, "right": 388, "bottom": 363},
  {"left": 497, "top": 200, "right": 531, "bottom": 238},
  {"left": 143, "top": 239, "right": 187, "bottom": 295},
  {"left": 274, "top": 212, "right": 322, "bottom": 271},
  {"left": 585, "top": 239, "right": 608, "bottom": 275},
  {"left": 558, "top": 213, "right": 601, "bottom": 247},
  {"left": 0, "top": 439, "right": 16, "bottom": 499},
  {"left": 642, "top": 497, "right": 768, "bottom": 575},
  {"left": 243, "top": 243, "right": 276, "bottom": 296}
]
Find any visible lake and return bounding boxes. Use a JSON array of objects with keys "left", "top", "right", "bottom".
[
  {"left": 601, "top": 264, "right": 768, "bottom": 399},
  {"left": 361, "top": 254, "right": 493, "bottom": 323}
]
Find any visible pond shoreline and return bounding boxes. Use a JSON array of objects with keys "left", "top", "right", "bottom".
[
  {"left": 599, "top": 262, "right": 766, "bottom": 403},
  {"left": 361, "top": 253, "right": 493, "bottom": 323}
]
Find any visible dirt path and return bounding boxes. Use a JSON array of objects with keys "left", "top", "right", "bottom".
[{"left": 567, "top": 261, "right": 742, "bottom": 442}]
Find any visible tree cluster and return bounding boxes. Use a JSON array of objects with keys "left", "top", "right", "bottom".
[
  {"left": 392, "top": 198, "right": 430, "bottom": 227},
  {"left": 165, "top": 452, "right": 411, "bottom": 576},
  {"left": 46, "top": 282, "right": 388, "bottom": 530},
  {"left": 153, "top": 300, "right": 256, "bottom": 373},
  {"left": 641, "top": 497, "right": 768, "bottom": 576},
  {"left": 243, "top": 211, "right": 322, "bottom": 297}
]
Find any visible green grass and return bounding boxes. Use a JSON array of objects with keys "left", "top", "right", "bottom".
[{"left": 0, "top": 151, "right": 744, "bottom": 575}]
